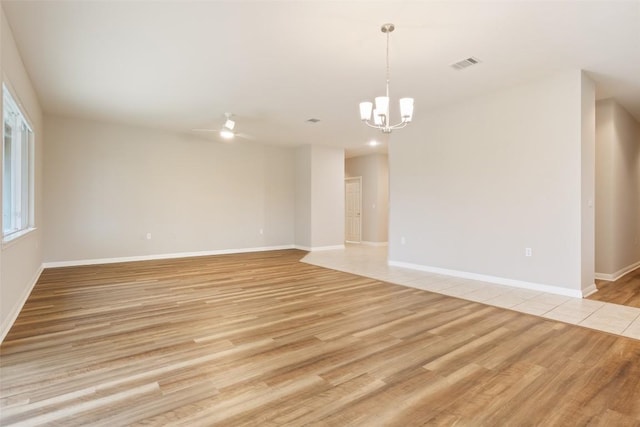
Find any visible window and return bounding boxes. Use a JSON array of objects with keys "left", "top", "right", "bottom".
[{"left": 3, "top": 84, "right": 34, "bottom": 240}]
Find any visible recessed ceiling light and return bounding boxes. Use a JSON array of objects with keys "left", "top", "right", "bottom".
[{"left": 368, "top": 140, "right": 379, "bottom": 147}]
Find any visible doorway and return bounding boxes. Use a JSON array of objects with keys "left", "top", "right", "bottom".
[{"left": 345, "top": 177, "right": 362, "bottom": 243}]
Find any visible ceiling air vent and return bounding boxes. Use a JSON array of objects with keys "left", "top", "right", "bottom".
[
  {"left": 306, "top": 118, "right": 321, "bottom": 123},
  {"left": 451, "top": 57, "right": 481, "bottom": 71}
]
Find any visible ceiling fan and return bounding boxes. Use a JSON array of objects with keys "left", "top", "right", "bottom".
[{"left": 192, "top": 113, "right": 253, "bottom": 141}]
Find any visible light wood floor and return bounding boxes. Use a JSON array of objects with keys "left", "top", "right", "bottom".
[
  {"left": 590, "top": 267, "right": 640, "bottom": 308},
  {"left": 2, "top": 250, "right": 640, "bottom": 426}
]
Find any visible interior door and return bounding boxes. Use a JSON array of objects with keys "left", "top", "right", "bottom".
[{"left": 345, "top": 177, "right": 362, "bottom": 243}]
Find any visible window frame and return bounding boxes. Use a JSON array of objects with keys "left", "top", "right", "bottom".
[{"left": 2, "top": 82, "right": 35, "bottom": 243}]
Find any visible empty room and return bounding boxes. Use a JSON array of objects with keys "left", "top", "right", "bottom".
[{"left": 1, "top": 1, "right": 640, "bottom": 425}]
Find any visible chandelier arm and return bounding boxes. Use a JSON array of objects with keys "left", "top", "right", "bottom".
[
  {"left": 363, "top": 120, "right": 384, "bottom": 130},
  {"left": 388, "top": 121, "right": 409, "bottom": 130},
  {"left": 363, "top": 122, "right": 408, "bottom": 132}
]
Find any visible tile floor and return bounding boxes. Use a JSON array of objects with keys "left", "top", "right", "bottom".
[{"left": 301, "top": 245, "right": 640, "bottom": 340}]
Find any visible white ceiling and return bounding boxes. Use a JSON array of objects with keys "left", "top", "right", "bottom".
[{"left": 3, "top": 1, "right": 640, "bottom": 157}]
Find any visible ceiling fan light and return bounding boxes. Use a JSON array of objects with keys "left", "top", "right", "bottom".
[
  {"left": 400, "top": 98, "right": 414, "bottom": 122},
  {"left": 359, "top": 102, "right": 373, "bottom": 121},
  {"left": 224, "top": 119, "right": 235, "bottom": 130},
  {"left": 220, "top": 128, "right": 234, "bottom": 139}
]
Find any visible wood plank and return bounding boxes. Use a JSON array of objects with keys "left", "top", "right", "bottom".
[
  {"left": 590, "top": 267, "right": 640, "bottom": 307},
  {"left": 1, "top": 249, "right": 640, "bottom": 425}
]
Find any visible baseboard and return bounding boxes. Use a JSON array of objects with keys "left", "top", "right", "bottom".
[
  {"left": 1, "top": 265, "right": 43, "bottom": 343},
  {"left": 42, "top": 245, "right": 296, "bottom": 269},
  {"left": 582, "top": 283, "right": 598, "bottom": 298},
  {"left": 294, "top": 244, "right": 345, "bottom": 252},
  {"left": 361, "top": 241, "right": 389, "bottom": 247},
  {"left": 595, "top": 260, "right": 640, "bottom": 282},
  {"left": 388, "top": 260, "right": 585, "bottom": 298}
]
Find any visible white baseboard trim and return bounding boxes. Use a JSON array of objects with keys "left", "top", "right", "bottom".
[
  {"left": 361, "top": 241, "right": 389, "bottom": 247},
  {"left": 388, "top": 260, "right": 585, "bottom": 298},
  {"left": 582, "top": 283, "right": 598, "bottom": 298},
  {"left": 42, "top": 245, "right": 296, "bottom": 269},
  {"left": 294, "top": 244, "right": 345, "bottom": 252},
  {"left": 595, "top": 260, "right": 640, "bottom": 282},
  {"left": 1, "top": 265, "right": 43, "bottom": 344}
]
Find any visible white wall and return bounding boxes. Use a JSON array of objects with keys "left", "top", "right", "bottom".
[
  {"left": 388, "top": 69, "right": 594, "bottom": 296},
  {"left": 310, "top": 146, "right": 344, "bottom": 248},
  {"left": 0, "top": 8, "right": 45, "bottom": 340},
  {"left": 596, "top": 100, "right": 615, "bottom": 275},
  {"left": 345, "top": 153, "right": 389, "bottom": 243},
  {"left": 294, "top": 145, "right": 312, "bottom": 248},
  {"left": 294, "top": 145, "right": 344, "bottom": 250},
  {"left": 44, "top": 116, "right": 295, "bottom": 262},
  {"left": 580, "top": 72, "right": 596, "bottom": 293},
  {"left": 595, "top": 99, "right": 640, "bottom": 279}
]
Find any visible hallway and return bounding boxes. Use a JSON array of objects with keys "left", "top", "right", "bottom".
[{"left": 590, "top": 268, "right": 640, "bottom": 308}]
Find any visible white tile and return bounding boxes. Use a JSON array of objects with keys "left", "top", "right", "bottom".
[
  {"left": 484, "top": 293, "right": 528, "bottom": 309},
  {"left": 529, "top": 293, "right": 573, "bottom": 306},
  {"left": 439, "top": 284, "right": 483, "bottom": 297},
  {"left": 556, "top": 298, "right": 605, "bottom": 311},
  {"left": 401, "top": 281, "right": 433, "bottom": 292},
  {"left": 401, "top": 282, "right": 437, "bottom": 293},
  {"left": 512, "top": 300, "right": 557, "bottom": 316},
  {"left": 446, "top": 277, "right": 477, "bottom": 286},
  {"left": 594, "top": 303, "right": 640, "bottom": 321},
  {"left": 542, "top": 310, "right": 588, "bottom": 324},
  {"left": 622, "top": 318, "right": 640, "bottom": 340},
  {"left": 579, "top": 316, "right": 631, "bottom": 335},
  {"left": 503, "top": 288, "right": 543, "bottom": 300},
  {"left": 542, "top": 299, "right": 605, "bottom": 323},
  {"left": 463, "top": 286, "right": 510, "bottom": 303},
  {"left": 425, "top": 280, "right": 462, "bottom": 292}
]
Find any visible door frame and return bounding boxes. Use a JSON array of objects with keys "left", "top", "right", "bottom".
[{"left": 345, "top": 176, "right": 362, "bottom": 243}]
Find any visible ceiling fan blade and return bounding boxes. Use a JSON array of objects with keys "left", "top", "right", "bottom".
[{"left": 236, "top": 132, "right": 255, "bottom": 140}]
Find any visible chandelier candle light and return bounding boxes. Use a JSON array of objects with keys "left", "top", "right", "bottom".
[{"left": 359, "top": 23, "right": 414, "bottom": 133}]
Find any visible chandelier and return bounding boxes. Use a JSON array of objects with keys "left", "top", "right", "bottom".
[{"left": 359, "top": 23, "right": 414, "bottom": 133}]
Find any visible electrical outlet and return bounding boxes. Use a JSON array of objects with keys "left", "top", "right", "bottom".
[
  {"left": 146, "top": 233, "right": 152, "bottom": 240},
  {"left": 259, "top": 228, "right": 264, "bottom": 235},
  {"left": 401, "top": 237, "right": 406, "bottom": 245},
  {"left": 525, "top": 247, "right": 532, "bottom": 257}
]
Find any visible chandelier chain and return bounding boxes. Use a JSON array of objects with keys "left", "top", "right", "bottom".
[{"left": 386, "top": 29, "right": 390, "bottom": 99}]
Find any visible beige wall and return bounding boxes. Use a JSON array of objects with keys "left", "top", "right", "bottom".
[
  {"left": 310, "top": 146, "right": 344, "bottom": 248},
  {"left": 388, "top": 70, "right": 594, "bottom": 296},
  {"left": 1, "top": 8, "right": 45, "bottom": 340},
  {"left": 294, "top": 145, "right": 344, "bottom": 250},
  {"left": 580, "top": 72, "right": 596, "bottom": 293},
  {"left": 294, "top": 145, "right": 312, "bottom": 248},
  {"left": 345, "top": 154, "right": 388, "bottom": 243},
  {"left": 44, "top": 116, "right": 295, "bottom": 262},
  {"left": 595, "top": 99, "right": 640, "bottom": 278}
]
